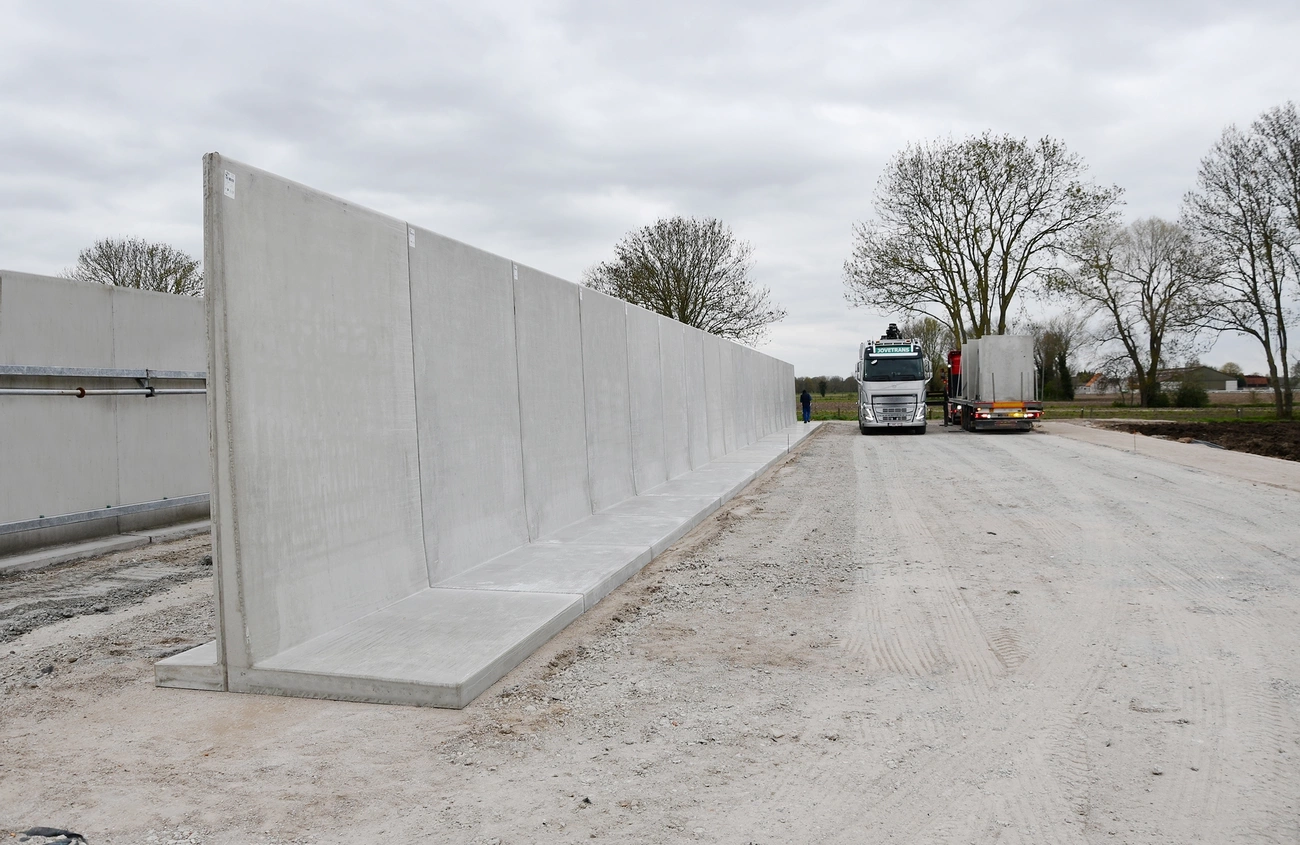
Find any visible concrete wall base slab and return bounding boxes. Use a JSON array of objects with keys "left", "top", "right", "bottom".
[
  {"left": 155, "top": 423, "right": 821, "bottom": 708},
  {"left": 155, "top": 641, "right": 224, "bottom": 692}
]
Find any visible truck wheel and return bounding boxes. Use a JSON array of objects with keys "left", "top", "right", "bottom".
[{"left": 961, "top": 405, "right": 972, "bottom": 431}]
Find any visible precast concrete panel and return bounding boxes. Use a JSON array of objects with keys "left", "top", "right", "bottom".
[
  {"left": 111, "top": 286, "right": 206, "bottom": 372},
  {"left": 115, "top": 393, "right": 208, "bottom": 505},
  {"left": 972, "top": 335, "right": 1035, "bottom": 401},
  {"left": 658, "top": 316, "right": 690, "bottom": 479},
  {"left": 512, "top": 265, "right": 592, "bottom": 539},
  {"left": 785, "top": 363, "right": 796, "bottom": 424},
  {"left": 626, "top": 304, "right": 666, "bottom": 492},
  {"left": 0, "top": 272, "right": 116, "bottom": 367},
  {"left": 407, "top": 228, "right": 529, "bottom": 582},
  {"left": 0, "top": 398, "right": 119, "bottom": 523},
  {"left": 205, "top": 156, "right": 427, "bottom": 665},
  {"left": 578, "top": 288, "right": 636, "bottom": 512},
  {"left": 720, "top": 341, "right": 739, "bottom": 451},
  {"left": 738, "top": 346, "right": 757, "bottom": 445},
  {"left": 701, "top": 332, "right": 726, "bottom": 459},
  {"left": 682, "top": 327, "right": 710, "bottom": 469}
]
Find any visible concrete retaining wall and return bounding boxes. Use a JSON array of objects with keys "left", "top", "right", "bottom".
[
  {"left": 0, "top": 271, "right": 209, "bottom": 555},
  {"left": 176, "top": 155, "right": 798, "bottom": 706}
]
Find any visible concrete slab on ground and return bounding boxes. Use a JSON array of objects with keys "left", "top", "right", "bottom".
[
  {"left": 0, "top": 534, "right": 149, "bottom": 575},
  {"left": 154, "top": 641, "right": 223, "bottom": 691},
  {"left": 534, "top": 512, "right": 700, "bottom": 557},
  {"left": 157, "top": 422, "right": 822, "bottom": 706},
  {"left": 437, "top": 543, "right": 652, "bottom": 610},
  {"left": 1042, "top": 421, "right": 1300, "bottom": 494},
  {"left": 125, "top": 519, "right": 211, "bottom": 544},
  {"left": 237, "top": 588, "right": 585, "bottom": 708}
]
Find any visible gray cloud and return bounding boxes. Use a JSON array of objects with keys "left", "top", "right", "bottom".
[{"left": 2, "top": 0, "right": 1297, "bottom": 376}]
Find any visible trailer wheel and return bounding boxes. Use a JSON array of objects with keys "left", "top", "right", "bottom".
[{"left": 961, "top": 405, "right": 973, "bottom": 431}]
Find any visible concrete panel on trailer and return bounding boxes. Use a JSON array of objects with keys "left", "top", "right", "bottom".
[
  {"left": 205, "top": 156, "right": 427, "bottom": 665},
  {"left": 110, "top": 286, "right": 207, "bottom": 372},
  {"left": 243, "top": 588, "right": 585, "bottom": 709},
  {"left": 578, "top": 289, "right": 636, "bottom": 512},
  {"left": 115, "top": 393, "right": 208, "bottom": 505},
  {"left": 437, "top": 543, "right": 652, "bottom": 610},
  {"left": 701, "top": 332, "right": 726, "bottom": 459},
  {"left": 626, "top": 304, "right": 666, "bottom": 492},
  {"left": 971, "top": 335, "right": 1036, "bottom": 401},
  {"left": 513, "top": 265, "right": 592, "bottom": 539},
  {"left": 658, "top": 317, "right": 690, "bottom": 479},
  {"left": 0, "top": 271, "right": 115, "bottom": 367},
  {"left": 408, "top": 228, "right": 528, "bottom": 582},
  {"left": 682, "top": 327, "right": 710, "bottom": 469}
]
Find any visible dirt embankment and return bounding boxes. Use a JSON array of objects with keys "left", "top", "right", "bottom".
[{"left": 1097, "top": 421, "right": 1300, "bottom": 462}]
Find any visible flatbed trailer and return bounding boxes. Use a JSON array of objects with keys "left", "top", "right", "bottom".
[{"left": 942, "top": 339, "right": 1042, "bottom": 432}]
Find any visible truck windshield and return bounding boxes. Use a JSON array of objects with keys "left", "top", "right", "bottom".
[{"left": 862, "top": 356, "right": 924, "bottom": 382}]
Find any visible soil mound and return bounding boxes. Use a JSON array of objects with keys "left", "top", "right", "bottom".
[{"left": 1098, "top": 421, "right": 1300, "bottom": 462}]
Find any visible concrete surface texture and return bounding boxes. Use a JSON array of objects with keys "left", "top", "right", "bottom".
[
  {"left": 11, "top": 421, "right": 1300, "bottom": 843},
  {"left": 962, "top": 334, "right": 1036, "bottom": 402},
  {"left": 164, "top": 154, "right": 799, "bottom": 708},
  {"left": 0, "top": 271, "right": 209, "bottom": 551}
]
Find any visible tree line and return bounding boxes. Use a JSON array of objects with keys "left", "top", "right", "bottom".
[{"left": 843, "top": 103, "right": 1300, "bottom": 419}]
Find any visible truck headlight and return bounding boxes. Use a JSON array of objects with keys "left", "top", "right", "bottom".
[
  {"left": 861, "top": 404, "right": 874, "bottom": 421},
  {"left": 914, "top": 404, "right": 927, "bottom": 421}
]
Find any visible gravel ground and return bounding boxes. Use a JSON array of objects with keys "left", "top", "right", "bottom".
[{"left": 3, "top": 422, "right": 1299, "bottom": 843}]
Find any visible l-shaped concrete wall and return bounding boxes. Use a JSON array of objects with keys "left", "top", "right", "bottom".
[
  {"left": 0, "top": 271, "right": 209, "bottom": 555},
  {"left": 159, "top": 155, "right": 802, "bottom": 706}
]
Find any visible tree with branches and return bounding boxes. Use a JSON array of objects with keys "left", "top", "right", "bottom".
[
  {"left": 897, "top": 316, "right": 954, "bottom": 392},
  {"left": 583, "top": 216, "right": 785, "bottom": 344},
  {"left": 64, "top": 237, "right": 203, "bottom": 296},
  {"left": 843, "top": 132, "right": 1121, "bottom": 343},
  {"left": 1024, "top": 312, "right": 1089, "bottom": 400},
  {"left": 1184, "top": 104, "right": 1299, "bottom": 419},
  {"left": 1052, "top": 218, "right": 1209, "bottom": 407}
]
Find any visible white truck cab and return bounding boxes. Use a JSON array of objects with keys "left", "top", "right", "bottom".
[{"left": 855, "top": 325, "right": 931, "bottom": 435}]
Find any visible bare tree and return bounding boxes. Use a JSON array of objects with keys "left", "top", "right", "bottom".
[
  {"left": 898, "top": 316, "right": 954, "bottom": 392},
  {"left": 64, "top": 237, "right": 203, "bottom": 296},
  {"left": 1185, "top": 105, "right": 1298, "bottom": 419},
  {"left": 1053, "top": 218, "right": 1208, "bottom": 407},
  {"left": 583, "top": 217, "right": 785, "bottom": 344},
  {"left": 843, "top": 132, "right": 1121, "bottom": 343},
  {"left": 1024, "top": 312, "right": 1089, "bottom": 399}
]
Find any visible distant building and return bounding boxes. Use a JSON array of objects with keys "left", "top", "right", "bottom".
[
  {"left": 1156, "top": 366, "right": 1240, "bottom": 392},
  {"left": 1075, "top": 373, "right": 1108, "bottom": 395},
  {"left": 1243, "top": 374, "right": 1271, "bottom": 389}
]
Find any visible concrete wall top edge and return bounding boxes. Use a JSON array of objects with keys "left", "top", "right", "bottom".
[
  {"left": 0, "top": 271, "right": 207, "bottom": 306},
  {"left": 210, "top": 156, "right": 790, "bottom": 366}
]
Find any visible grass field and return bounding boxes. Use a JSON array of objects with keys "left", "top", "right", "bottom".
[{"left": 798, "top": 392, "right": 1292, "bottom": 423}]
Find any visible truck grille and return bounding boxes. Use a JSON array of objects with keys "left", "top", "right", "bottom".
[{"left": 872, "top": 396, "right": 916, "bottom": 422}]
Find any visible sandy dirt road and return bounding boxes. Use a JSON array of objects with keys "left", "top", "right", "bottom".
[{"left": 3, "top": 421, "right": 1300, "bottom": 844}]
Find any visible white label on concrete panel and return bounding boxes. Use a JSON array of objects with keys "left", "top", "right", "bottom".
[
  {"left": 223, "top": 170, "right": 236, "bottom": 198},
  {"left": 408, "top": 228, "right": 415, "bottom": 248}
]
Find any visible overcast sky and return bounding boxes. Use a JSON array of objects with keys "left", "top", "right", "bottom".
[{"left": 3, "top": 0, "right": 1298, "bottom": 376}]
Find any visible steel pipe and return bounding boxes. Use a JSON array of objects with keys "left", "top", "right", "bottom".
[{"left": 0, "top": 388, "right": 206, "bottom": 397}]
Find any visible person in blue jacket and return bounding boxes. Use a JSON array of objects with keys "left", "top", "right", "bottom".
[{"left": 800, "top": 388, "right": 812, "bottom": 423}]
